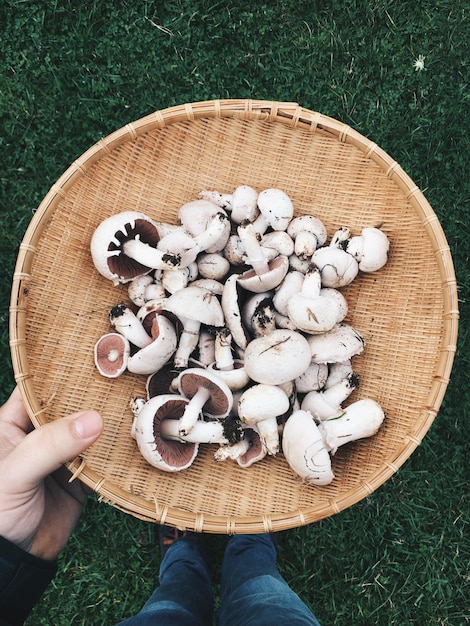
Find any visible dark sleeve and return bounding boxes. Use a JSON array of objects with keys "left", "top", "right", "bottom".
[{"left": 0, "top": 536, "right": 57, "bottom": 626}]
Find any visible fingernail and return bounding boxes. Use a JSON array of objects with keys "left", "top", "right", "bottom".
[{"left": 74, "top": 411, "right": 103, "bottom": 439}]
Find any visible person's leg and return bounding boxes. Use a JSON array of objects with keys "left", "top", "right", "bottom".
[
  {"left": 218, "top": 533, "right": 320, "bottom": 626},
  {"left": 118, "top": 528, "right": 214, "bottom": 626}
]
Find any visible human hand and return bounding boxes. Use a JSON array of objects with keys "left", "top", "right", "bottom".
[{"left": 0, "top": 387, "right": 103, "bottom": 560}]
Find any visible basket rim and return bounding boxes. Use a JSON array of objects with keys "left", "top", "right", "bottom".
[{"left": 9, "top": 99, "right": 459, "bottom": 532}]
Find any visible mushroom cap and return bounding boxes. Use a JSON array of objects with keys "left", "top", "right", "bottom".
[
  {"left": 230, "top": 185, "right": 259, "bottom": 224},
  {"left": 127, "top": 274, "right": 155, "bottom": 306},
  {"left": 197, "top": 252, "right": 230, "bottom": 281},
  {"left": 237, "top": 427, "right": 266, "bottom": 467},
  {"left": 257, "top": 188, "right": 294, "bottom": 231},
  {"left": 90, "top": 211, "right": 160, "bottom": 285},
  {"left": 127, "top": 314, "right": 178, "bottom": 375},
  {"left": 132, "top": 394, "right": 198, "bottom": 471},
  {"left": 221, "top": 273, "right": 250, "bottom": 350},
  {"left": 260, "top": 230, "right": 295, "bottom": 257},
  {"left": 146, "top": 362, "right": 179, "bottom": 398},
  {"left": 286, "top": 292, "right": 344, "bottom": 335},
  {"left": 346, "top": 227, "right": 390, "bottom": 272},
  {"left": 282, "top": 409, "right": 334, "bottom": 485},
  {"left": 178, "top": 199, "right": 230, "bottom": 252},
  {"left": 238, "top": 384, "right": 290, "bottom": 424},
  {"left": 311, "top": 246, "right": 359, "bottom": 287},
  {"left": 237, "top": 255, "right": 289, "bottom": 293},
  {"left": 308, "top": 324, "right": 365, "bottom": 363},
  {"left": 287, "top": 215, "right": 328, "bottom": 246},
  {"left": 94, "top": 333, "right": 130, "bottom": 378},
  {"left": 177, "top": 367, "right": 233, "bottom": 418},
  {"left": 295, "top": 361, "right": 329, "bottom": 393},
  {"left": 243, "top": 329, "right": 312, "bottom": 385},
  {"left": 157, "top": 230, "right": 200, "bottom": 268},
  {"left": 163, "top": 285, "right": 224, "bottom": 327},
  {"left": 207, "top": 360, "right": 250, "bottom": 391}
]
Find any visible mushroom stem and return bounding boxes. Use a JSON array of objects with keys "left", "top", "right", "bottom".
[
  {"left": 192, "top": 212, "right": 230, "bottom": 252},
  {"left": 317, "top": 398, "right": 385, "bottom": 454},
  {"left": 109, "top": 304, "right": 152, "bottom": 348},
  {"left": 214, "top": 436, "right": 251, "bottom": 461},
  {"left": 173, "top": 318, "right": 201, "bottom": 369},
  {"left": 329, "top": 226, "right": 351, "bottom": 249},
  {"left": 122, "top": 238, "right": 182, "bottom": 270},
  {"left": 301, "top": 265, "right": 322, "bottom": 296},
  {"left": 237, "top": 221, "right": 270, "bottom": 275},
  {"left": 161, "top": 418, "right": 228, "bottom": 444},
  {"left": 215, "top": 328, "right": 234, "bottom": 371},
  {"left": 301, "top": 372, "right": 359, "bottom": 421},
  {"left": 178, "top": 386, "right": 212, "bottom": 436}
]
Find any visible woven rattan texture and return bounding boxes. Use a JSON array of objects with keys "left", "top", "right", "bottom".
[{"left": 10, "top": 100, "right": 458, "bottom": 532}]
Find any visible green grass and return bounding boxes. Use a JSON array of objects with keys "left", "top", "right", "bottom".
[{"left": 1, "top": 1, "right": 469, "bottom": 624}]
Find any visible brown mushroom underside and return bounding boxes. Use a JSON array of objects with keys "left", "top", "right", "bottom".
[
  {"left": 179, "top": 374, "right": 231, "bottom": 415},
  {"left": 107, "top": 218, "right": 160, "bottom": 280},
  {"left": 94, "top": 335, "right": 128, "bottom": 377},
  {"left": 155, "top": 399, "right": 197, "bottom": 467}
]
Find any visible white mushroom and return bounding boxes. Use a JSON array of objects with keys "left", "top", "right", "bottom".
[
  {"left": 317, "top": 398, "right": 385, "bottom": 454},
  {"left": 241, "top": 291, "right": 275, "bottom": 331},
  {"left": 286, "top": 267, "right": 348, "bottom": 334},
  {"left": 308, "top": 324, "right": 365, "bottom": 364},
  {"left": 200, "top": 185, "right": 260, "bottom": 224},
  {"left": 345, "top": 226, "right": 390, "bottom": 272},
  {"left": 249, "top": 298, "right": 277, "bottom": 338},
  {"left": 324, "top": 360, "right": 353, "bottom": 389},
  {"left": 287, "top": 215, "right": 328, "bottom": 260},
  {"left": 176, "top": 367, "right": 233, "bottom": 437},
  {"left": 190, "top": 278, "right": 225, "bottom": 296},
  {"left": 214, "top": 425, "right": 267, "bottom": 467},
  {"left": 197, "top": 252, "right": 230, "bottom": 281},
  {"left": 272, "top": 270, "right": 304, "bottom": 317},
  {"left": 207, "top": 327, "right": 250, "bottom": 391},
  {"left": 311, "top": 245, "right": 359, "bottom": 288},
  {"left": 252, "top": 188, "right": 294, "bottom": 233},
  {"left": 127, "top": 274, "right": 155, "bottom": 306},
  {"left": 127, "top": 314, "right": 178, "bottom": 376},
  {"left": 294, "top": 362, "right": 329, "bottom": 394},
  {"left": 301, "top": 372, "right": 359, "bottom": 421},
  {"left": 130, "top": 395, "right": 199, "bottom": 472},
  {"left": 223, "top": 234, "right": 246, "bottom": 266},
  {"left": 238, "top": 383, "right": 290, "bottom": 455},
  {"left": 221, "top": 273, "right": 250, "bottom": 351},
  {"left": 161, "top": 267, "right": 190, "bottom": 294},
  {"left": 132, "top": 212, "right": 229, "bottom": 267},
  {"left": 243, "top": 328, "right": 311, "bottom": 385},
  {"left": 160, "top": 413, "right": 242, "bottom": 446},
  {"left": 236, "top": 221, "right": 289, "bottom": 292},
  {"left": 109, "top": 304, "right": 153, "bottom": 349},
  {"left": 163, "top": 285, "right": 225, "bottom": 369},
  {"left": 282, "top": 409, "right": 334, "bottom": 485},
  {"left": 179, "top": 199, "right": 231, "bottom": 253},
  {"left": 197, "top": 330, "right": 216, "bottom": 366},
  {"left": 260, "top": 230, "right": 295, "bottom": 259},
  {"left": 90, "top": 211, "right": 179, "bottom": 285}
]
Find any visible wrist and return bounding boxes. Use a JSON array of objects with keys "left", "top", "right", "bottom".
[{"left": 0, "top": 535, "right": 57, "bottom": 625}]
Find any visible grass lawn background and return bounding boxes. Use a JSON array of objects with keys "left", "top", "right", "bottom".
[{"left": 1, "top": 1, "right": 468, "bottom": 624}]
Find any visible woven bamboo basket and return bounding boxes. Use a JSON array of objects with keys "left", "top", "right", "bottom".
[{"left": 10, "top": 100, "right": 458, "bottom": 533}]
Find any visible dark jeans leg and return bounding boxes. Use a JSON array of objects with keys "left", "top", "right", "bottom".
[
  {"left": 217, "top": 534, "right": 320, "bottom": 626},
  {"left": 118, "top": 536, "right": 213, "bottom": 626}
]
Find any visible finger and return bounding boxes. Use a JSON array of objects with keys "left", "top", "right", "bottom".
[
  {"left": 3, "top": 410, "right": 103, "bottom": 492},
  {"left": 0, "top": 386, "right": 31, "bottom": 431}
]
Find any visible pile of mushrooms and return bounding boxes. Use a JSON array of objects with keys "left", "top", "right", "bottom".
[{"left": 91, "top": 185, "right": 389, "bottom": 485}]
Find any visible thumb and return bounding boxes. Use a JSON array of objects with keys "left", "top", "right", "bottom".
[{"left": 5, "top": 410, "right": 103, "bottom": 491}]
